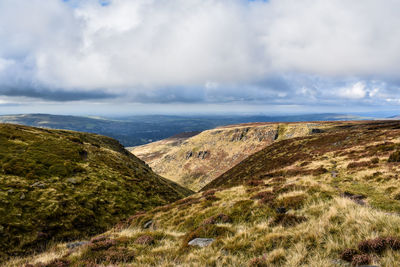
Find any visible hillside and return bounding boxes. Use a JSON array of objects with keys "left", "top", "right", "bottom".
[
  {"left": 130, "top": 122, "right": 336, "bottom": 191},
  {"left": 0, "top": 113, "right": 367, "bottom": 147},
  {"left": 0, "top": 124, "right": 192, "bottom": 260},
  {"left": 8, "top": 120, "right": 400, "bottom": 266}
]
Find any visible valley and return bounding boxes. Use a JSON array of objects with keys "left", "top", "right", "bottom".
[
  {"left": 130, "top": 122, "right": 338, "bottom": 191},
  {"left": 3, "top": 120, "right": 400, "bottom": 266}
]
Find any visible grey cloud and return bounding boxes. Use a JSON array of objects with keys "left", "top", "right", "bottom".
[
  {"left": 0, "top": 0, "right": 400, "bottom": 110},
  {"left": 0, "top": 87, "right": 117, "bottom": 101}
]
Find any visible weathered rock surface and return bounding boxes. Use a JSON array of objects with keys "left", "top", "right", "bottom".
[{"left": 188, "top": 238, "right": 215, "bottom": 247}]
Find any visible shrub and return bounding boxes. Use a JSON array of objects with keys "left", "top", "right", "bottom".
[
  {"left": 358, "top": 237, "right": 386, "bottom": 254},
  {"left": 88, "top": 247, "right": 134, "bottom": 264},
  {"left": 347, "top": 161, "right": 370, "bottom": 169},
  {"left": 204, "top": 195, "right": 220, "bottom": 201},
  {"left": 351, "top": 253, "right": 371, "bottom": 266},
  {"left": 88, "top": 238, "right": 117, "bottom": 251},
  {"left": 248, "top": 256, "right": 268, "bottom": 267},
  {"left": 251, "top": 191, "right": 275, "bottom": 200},
  {"left": 202, "top": 189, "right": 217, "bottom": 198},
  {"left": 35, "top": 259, "right": 71, "bottom": 267},
  {"left": 176, "top": 197, "right": 200, "bottom": 207},
  {"left": 202, "top": 214, "right": 231, "bottom": 225},
  {"left": 259, "top": 194, "right": 276, "bottom": 206},
  {"left": 340, "top": 248, "right": 359, "bottom": 262},
  {"left": 385, "top": 236, "right": 400, "bottom": 250}
]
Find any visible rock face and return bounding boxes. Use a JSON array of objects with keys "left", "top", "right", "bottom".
[
  {"left": 131, "top": 122, "right": 329, "bottom": 191},
  {"left": 188, "top": 238, "right": 215, "bottom": 247}
]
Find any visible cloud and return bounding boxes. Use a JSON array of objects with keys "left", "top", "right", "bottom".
[
  {"left": 0, "top": 87, "right": 116, "bottom": 101},
  {"left": 0, "top": 0, "right": 399, "bottom": 109},
  {"left": 338, "top": 82, "right": 367, "bottom": 99}
]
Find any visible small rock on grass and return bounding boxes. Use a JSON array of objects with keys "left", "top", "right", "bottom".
[
  {"left": 143, "top": 220, "right": 153, "bottom": 229},
  {"left": 188, "top": 238, "right": 214, "bottom": 247},
  {"left": 66, "top": 241, "right": 89, "bottom": 249}
]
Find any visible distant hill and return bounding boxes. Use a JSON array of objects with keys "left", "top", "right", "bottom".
[
  {"left": 130, "top": 122, "right": 339, "bottom": 191},
  {"left": 0, "top": 124, "right": 192, "bottom": 260},
  {"left": 0, "top": 113, "right": 369, "bottom": 147},
  {"left": 9, "top": 120, "right": 400, "bottom": 266}
]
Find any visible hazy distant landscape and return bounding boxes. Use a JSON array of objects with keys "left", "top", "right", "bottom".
[{"left": 0, "top": 113, "right": 371, "bottom": 146}]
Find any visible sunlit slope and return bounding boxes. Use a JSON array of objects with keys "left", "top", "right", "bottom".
[
  {"left": 131, "top": 122, "right": 335, "bottom": 191},
  {"left": 0, "top": 124, "right": 192, "bottom": 260}
]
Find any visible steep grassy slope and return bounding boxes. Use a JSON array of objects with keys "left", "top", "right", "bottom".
[
  {"left": 0, "top": 124, "right": 192, "bottom": 260},
  {"left": 131, "top": 122, "right": 335, "bottom": 191},
  {"left": 9, "top": 120, "right": 400, "bottom": 266}
]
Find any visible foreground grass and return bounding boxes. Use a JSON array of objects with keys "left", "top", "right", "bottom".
[{"left": 8, "top": 176, "right": 400, "bottom": 266}]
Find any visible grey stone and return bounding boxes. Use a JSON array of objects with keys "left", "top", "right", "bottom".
[
  {"left": 66, "top": 241, "right": 89, "bottom": 249},
  {"left": 330, "top": 259, "right": 350, "bottom": 266},
  {"left": 188, "top": 238, "right": 215, "bottom": 247},
  {"left": 31, "top": 182, "right": 45, "bottom": 188},
  {"left": 143, "top": 220, "right": 153, "bottom": 229},
  {"left": 67, "top": 178, "right": 78, "bottom": 184}
]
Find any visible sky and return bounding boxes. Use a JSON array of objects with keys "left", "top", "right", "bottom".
[{"left": 0, "top": 0, "right": 400, "bottom": 116}]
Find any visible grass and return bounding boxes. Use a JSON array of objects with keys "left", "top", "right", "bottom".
[
  {"left": 0, "top": 124, "right": 192, "bottom": 261},
  {"left": 6, "top": 120, "right": 400, "bottom": 266}
]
